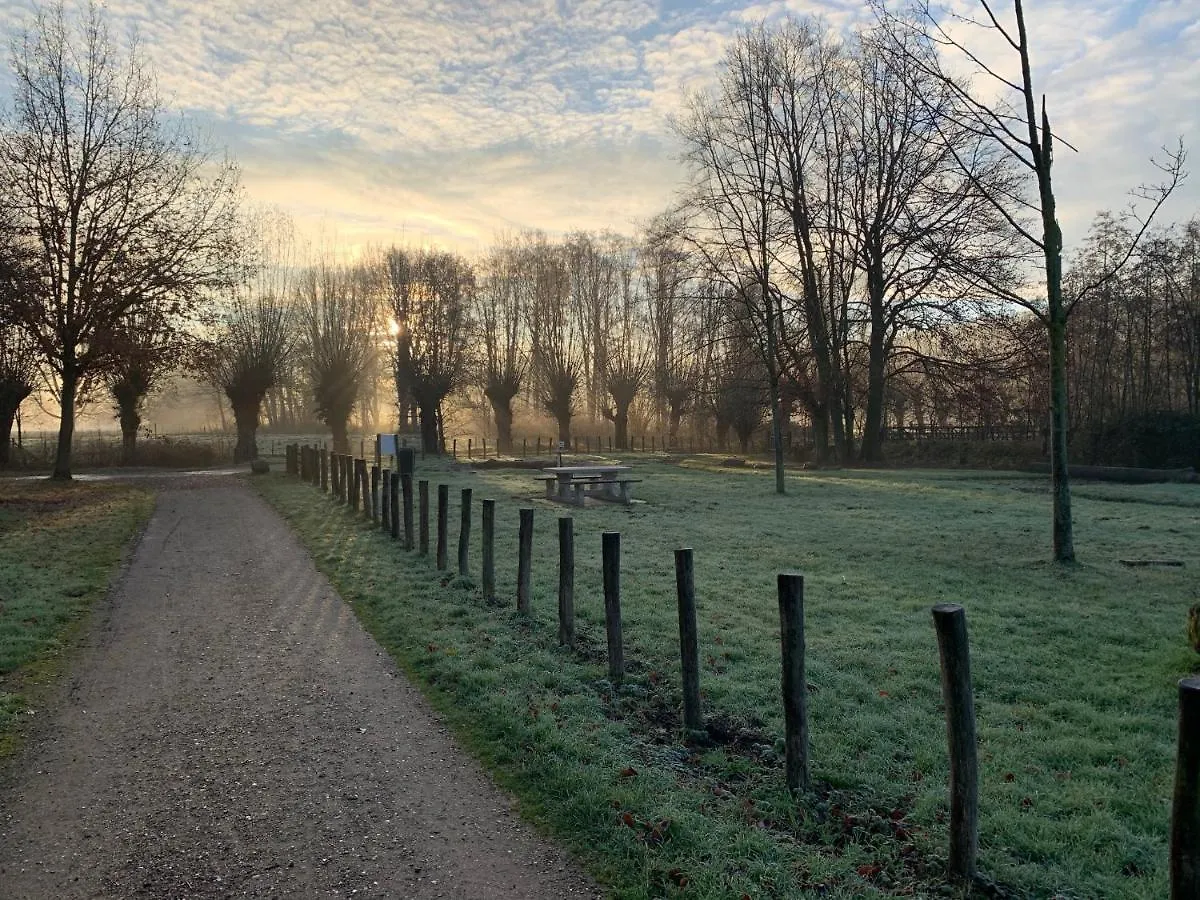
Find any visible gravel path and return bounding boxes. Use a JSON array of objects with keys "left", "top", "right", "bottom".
[{"left": 0, "top": 480, "right": 601, "bottom": 898}]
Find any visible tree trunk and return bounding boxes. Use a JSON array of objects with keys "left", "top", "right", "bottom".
[
  {"left": 1048, "top": 314, "right": 1074, "bottom": 562},
  {"left": 613, "top": 405, "right": 630, "bottom": 450},
  {"left": 419, "top": 403, "right": 440, "bottom": 455},
  {"left": 0, "top": 403, "right": 17, "bottom": 468},
  {"left": 118, "top": 398, "right": 141, "bottom": 466},
  {"left": 330, "top": 416, "right": 350, "bottom": 454},
  {"left": 716, "top": 420, "right": 729, "bottom": 451},
  {"left": 232, "top": 398, "right": 261, "bottom": 462},
  {"left": 52, "top": 367, "right": 77, "bottom": 480},
  {"left": 556, "top": 415, "right": 571, "bottom": 445},
  {"left": 861, "top": 302, "right": 887, "bottom": 464},
  {"left": 492, "top": 400, "right": 514, "bottom": 453}
]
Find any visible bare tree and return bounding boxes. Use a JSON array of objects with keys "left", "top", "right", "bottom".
[
  {"left": 874, "top": 0, "right": 1186, "bottom": 562},
  {"left": 194, "top": 211, "right": 296, "bottom": 462},
  {"left": 100, "top": 307, "right": 180, "bottom": 464},
  {"left": 844, "top": 27, "right": 1019, "bottom": 462},
  {"left": 475, "top": 235, "right": 532, "bottom": 452},
  {"left": 0, "top": 1, "right": 241, "bottom": 478},
  {"left": 602, "top": 245, "right": 651, "bottom": 450},
  {"left": 674, "top": 26, "right": 789, "bottom": 492},
  {"left": 527, "top": 241, "right": 577, "bottom": 444},
  {"left": 297, "top": 258, "right": 379, "bottom": 452},
  {"left": 0, "top": 325, "right": 36, "bottom": 467},
  {"left": 641, "top": 215, "right": 697, "bottom": 442},
  {"left": 384, "top": 248, "right": 473, "bottom": 454}
]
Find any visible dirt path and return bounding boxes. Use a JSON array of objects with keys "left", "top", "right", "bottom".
[{"left": 0, "top": 480, "right": 600, "bottom": 898}]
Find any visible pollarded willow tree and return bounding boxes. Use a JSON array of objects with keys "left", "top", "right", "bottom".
[
  {"left": 873, "top": 0, "right": 1186, "bottom": 563},
  {"left": 0, "top": 1, "right": 241, "bottom": 479},
  {"left": 297, "top": 258, "right": 379, "bottom": 453},
  {"left": 601, "top": 242, "right": 651, "bottom": 451},
  {"left": 527, "top": 241, "right": 578, "bottom": 444},
  {"left": 474, "top": 235, "right": 532, "bottom": 452},
  {"left": 195, "top": 211, "right": 296, "bottom": 462},
  {"left": 385, "top": 248, "right": 473, "bottom": 454},
  {"left": 99, "top": 307, "right": 180, "bottom": 464}
]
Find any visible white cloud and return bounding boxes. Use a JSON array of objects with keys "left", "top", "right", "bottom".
[{"left": 0, "top": 0, "right": 1193, "bottom": 253}]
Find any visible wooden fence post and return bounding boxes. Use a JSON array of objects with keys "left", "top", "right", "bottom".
[
  {"left": 778, "top": 573, "right": 810, "bottom": 792},
  {"left": 418, "top": 480, "right": 430, "bottom": 555},
  {"left": 370, "top": 466, "right": 379, "bottom": 524},
  {"left": 402, "top": 473, "right": 414, "bottom": 550},
  {"left": 517, "top": 508, "right": 533, "bottom": 614},
  {"left": 436, "top": 484, "right": 449, "bottom": 569},
  {"left": 458, "top": 488, "right": 473, "bottom": 577},
  {"left": 320, "top": 449, "right": 328, "bottom": 491},
  {"left": 380, "top": 468, "right": 391, "bottom": 532},
  {"left": 675, "top": 548, "right": 703, "bottom": 733},
  {"left": 558, "top": 517, "right": 574, "bottom": 647},
  {"left": 1173, "top": 677, "right": 1200, "bottom": 899},
  {"left": 603, "top": 531, "right": 623, "bottom": 685},
  {"left": 390, "top": 473, "right": 400, "bottom": 540},
  {"left": 481, "top": 499, "right": 496, "bottom": 602},
  {"left": 932, "top": 603, "right": 979, "bottom": 880}
]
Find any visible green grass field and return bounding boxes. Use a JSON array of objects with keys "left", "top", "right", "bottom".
[
  {"left": 257, "top": 458, "right": 1199, "bottom": 898},
  {"left": 0, "top": 478, "right": 153, "bottom": 754}
]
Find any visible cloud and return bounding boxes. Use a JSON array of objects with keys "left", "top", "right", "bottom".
[{"left": 0, "top": 0, "right": 1194, "bottom": 254}]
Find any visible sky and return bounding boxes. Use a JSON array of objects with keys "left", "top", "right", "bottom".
[{"left": 0, "top": 0, "right": 1197, "bottom": 257}]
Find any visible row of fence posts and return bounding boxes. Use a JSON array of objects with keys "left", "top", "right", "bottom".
[{"left": 284, "top": 443, "right": 1200, "bottom": 895}]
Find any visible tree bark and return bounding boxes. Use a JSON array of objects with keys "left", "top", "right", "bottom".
[
  {"left": 0, "top": 404, "right": 17, "bottom": 468},
  {"left": 232, "top": 398, "right": 261, "bottom": 462},
  {"left": 861, "top": 293, "right": 888, "bottom": 464},
  {"left": 331, "top": 416, "right": 350, "bottom": 454},
  {"left": 52, "top": 367, "right": 77, "bottom": 479},
  {"left": 613, "top": 406, "right": 629, "bottom": 451},
  {"left": 491, "top": 400, "right": 514, "bottom": 453},
  {"left": 118, "top": 399, "right": 141, "bottom": 466},
  {"left": 419, "top": 403, "right": 440, "bottom": 455}
]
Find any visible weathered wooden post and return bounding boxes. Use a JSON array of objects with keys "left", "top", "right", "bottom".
[
  {"left": 457, "top": 488, "right": 473, "bottom": 577},
  {"left": 320, "top": 448, "right": 328, "bottom": 491},
  {"left": 481, "top": 499, "right": 496, "bottom": 602},
  {"left": 341, "top": 455, "right": 350, "bottom": 504},
  {"left": 313, "top": 448, "right": 321, "bottom": 487},
  {"left": 932, "top": 603, "right": 979, "bottom": 880},
  {"left": 436, "top": 484, "right": 449, "bottom": 569},
  {"left": 370, "top": 466, "right": 380, "bottom": 524},
  {"left": 558, "top": 517, "right": 574, "bottom": 647},
  {"left": 468, "top": 438, "right": 473, "bottom": 460},
  {"left": 482, "top": 437, "right": 488, "bottom": 458},
  {"left": 389, "top": 473, "right": 400, "bottom": 541},
  {"left": 380, "top": 468, "right": 391, "bottom": 532},
  {"left": 418, "top": 480, "right": 430, "bottom": 555},
  {"left": 452, "top": 438, "right": 457, "bottom": 459},
  {"left": 517, "top": 508, "right": 533, "bottom": 614},
  {"left": 675, "top": 548, "right": 703, "bottom": 733},
  {"left": 603, "top": 532, "right": 623, "bottom": 684},
  {"left": 536, "top": 436, "right": 541, "bottom": 455},
  {"left": 778, "top": 573, "right": 809, "bottom": 792},
  {"left": 402, "top": 473, "right": 414, "bottom": 550},
  {"left": 1173, "top": 677, "right": 1200, "bottom": 899}
]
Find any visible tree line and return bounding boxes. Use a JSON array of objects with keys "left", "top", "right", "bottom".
[{"left": 0, "top": 0, "right": 1192, "bottom": 565}]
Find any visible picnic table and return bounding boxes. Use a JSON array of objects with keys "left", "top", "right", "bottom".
[{"left": 538, "top": 465, "right": 640, "bottom": 506}]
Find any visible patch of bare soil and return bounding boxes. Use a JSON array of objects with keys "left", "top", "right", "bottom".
[{"left": 0, "top": 480, "right": 599, "bottom": 898}]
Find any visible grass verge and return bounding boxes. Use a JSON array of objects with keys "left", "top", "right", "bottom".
[
  {"left": 257, "top": 458, "right": 1198, "bottom": 899},
  {"left": 0, "top": 477, "right": 153, "bottom": 756}
]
